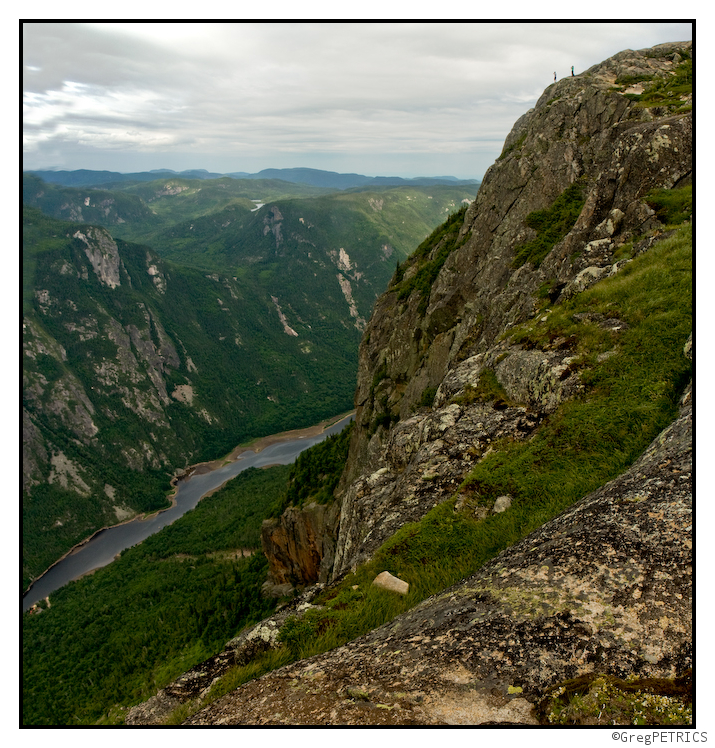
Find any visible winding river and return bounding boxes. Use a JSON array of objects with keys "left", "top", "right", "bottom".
[{"left": 23, "top": 413, "right": 354, "bottom": 612}]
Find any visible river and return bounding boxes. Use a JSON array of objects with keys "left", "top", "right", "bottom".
[{"left": 23, "top": 413, "right": 354, "bottom": 612}]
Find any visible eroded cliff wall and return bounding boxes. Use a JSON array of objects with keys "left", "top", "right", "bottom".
[{"left": 325, "top": 41, "right": 690, "bottom": 582}]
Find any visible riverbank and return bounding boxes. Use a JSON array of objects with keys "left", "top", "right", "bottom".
[
  {"left": 23, "top": 411, "right": 355, "bottom": 602},
  {"left": 173, "top": 411, "right": 355, "bottom": 482}
]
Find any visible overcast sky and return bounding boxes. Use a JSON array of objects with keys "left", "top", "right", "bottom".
[{"left": 23, "top": 21, "right": 692, "bottom": 179}]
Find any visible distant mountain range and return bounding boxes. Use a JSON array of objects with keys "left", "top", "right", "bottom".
[{"left": 25, "top": 167, "right": 480, "bottom": 191}]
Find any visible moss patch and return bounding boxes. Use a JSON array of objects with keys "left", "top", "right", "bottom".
[
  {"left": 645, "top": 185, "right": 692, "bottom": 226},
  {"left": 539, "top": 672, "right": 692, "bottom": 725},
  {"left": 451, "top": 369, "right": 512, "bottom": 408}
]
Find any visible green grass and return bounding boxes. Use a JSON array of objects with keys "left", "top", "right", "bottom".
[
  {"left": 645, "top": 185, "right": 692, "bottom": 226},
  {"left": 195, "top": 220, "right": 691, "bottom": 719},
  {"left": 417, "top": 386, "right": 438, "bottom": 408},
  {"left": 451, "top": 369, "right": 511, "bottom": 408},
  {"left": 617, "top": 58, "right": 692, "bottom": 113},
  {"left": 540, "top": 673, "right": 692, "bottom": 725},
  {"left": 164, "top": 647, "right": 295, "bottom": 724},
  {"left": 457, "top": 220, "right": 691, "bottom": 534}
]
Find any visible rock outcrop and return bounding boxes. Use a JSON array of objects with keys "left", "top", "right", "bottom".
[
  {"left": 126, "top": 586, "right": 328, "bottom": 725},
  {"left": 263, "top": 41, "right": 692, "bottom": 588},
  {"left": 186, "top": 382, "right": 692, "bottom": 725},
  {"left": 261, "top": 502, "right": 340, "bottom": 591}
]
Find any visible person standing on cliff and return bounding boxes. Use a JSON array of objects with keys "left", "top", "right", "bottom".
[
  {"left": 571, "top": 65, "right": 574, "bottom": 76},
  {"left": 554, "top": 72, "right": 557, "bottom": 81}
]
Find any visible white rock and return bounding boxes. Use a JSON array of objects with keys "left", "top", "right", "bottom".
[
  {"left": 493, "top": 495, "right": 512, "bottom": 513},
  {"left": 372, "top": 571, "right": 409, "bottom": 595}
]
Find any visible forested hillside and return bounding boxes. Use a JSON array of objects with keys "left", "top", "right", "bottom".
[
  {"left": 26, "top": 166, "right": 479, "bottom": 191},
  {"left": 22, "top": 465, "right": 290, "bottom": 725},
  {"left": 22, "top": 175, "right": 475, "bottom": 591},
  {"left": 22, "top": 425, "right": 354, "bottom": 725},
  {"left": 24, "top": 173, "right": 475, "bottom": 275}
]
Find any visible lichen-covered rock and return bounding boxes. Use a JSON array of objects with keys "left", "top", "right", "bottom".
[
  {"left": 493, "top": 348, "right": 582, "bottom": 413},
  {"left": 186, "top": 384, "right": 691, "bottom": 725}
]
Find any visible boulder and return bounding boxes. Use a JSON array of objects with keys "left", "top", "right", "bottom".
[{"left": 372, "top": 571, "right": 409, "bottom": 595}]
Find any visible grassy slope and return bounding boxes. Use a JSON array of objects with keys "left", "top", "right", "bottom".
[{"left": 171, "top": 215, "right": 692, "bottom": 723}]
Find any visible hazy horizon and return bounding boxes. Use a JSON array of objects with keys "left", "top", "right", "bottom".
[{"left": 25, "top": 164, "right": 483, "bottom": 180}]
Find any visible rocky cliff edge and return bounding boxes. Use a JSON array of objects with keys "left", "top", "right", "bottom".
[
  {"left": 263, "top": 41, "right": 692, "bottom": 589},
  {"left": 128, "top": 42, "right": 692, "bottom": 725}
]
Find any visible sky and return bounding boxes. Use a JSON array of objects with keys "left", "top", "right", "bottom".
[{"left": 23, "top": 21, "right": 693, "bottom": 181}]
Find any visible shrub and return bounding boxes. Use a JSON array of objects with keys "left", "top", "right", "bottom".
[
  {"left": 513, "top": 183, "right": 585, "bottom": 268},
  {"left": 394, "top": 206, "right": 470, "bottom": 315},
  {"left": 417, "top": 386, "right": 438, "bottom": 408},
  {"left": 452, "top": 369, "right": 511, "bottom": 407}
]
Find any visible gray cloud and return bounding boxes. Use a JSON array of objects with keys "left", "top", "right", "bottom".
[{"left": 22, "top": 22, "right": 692, "bottom": 178}]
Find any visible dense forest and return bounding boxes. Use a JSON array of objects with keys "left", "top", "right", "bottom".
[
  {"left": 23, "top": 464, "right": 289, "bottom": 724},
  {"left": 23, "top": 417, "right": 357, "bottom": 725}
]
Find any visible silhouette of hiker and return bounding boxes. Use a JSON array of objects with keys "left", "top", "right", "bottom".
[
  {"left": 571, "top": 65, "right": 574, "bottom": 76},
  {"left": 554, "top": 72, "right": 557, "bottom": 81}
]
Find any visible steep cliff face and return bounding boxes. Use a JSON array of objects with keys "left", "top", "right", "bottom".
[
  {"left": 23, "top": 219, "right": 223, "bottom": 585},
  {"left": 260, "top": 44, "right": 692, "bottom": 589},
  {"left": 261, "top": 501, "right": 340, "bottom": 591},
  {"left": 126, "top": 42, "right": 692, "bottom": 726},
  {"left": 327, "top": 41, "right": 692, "bottom": 580}
]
